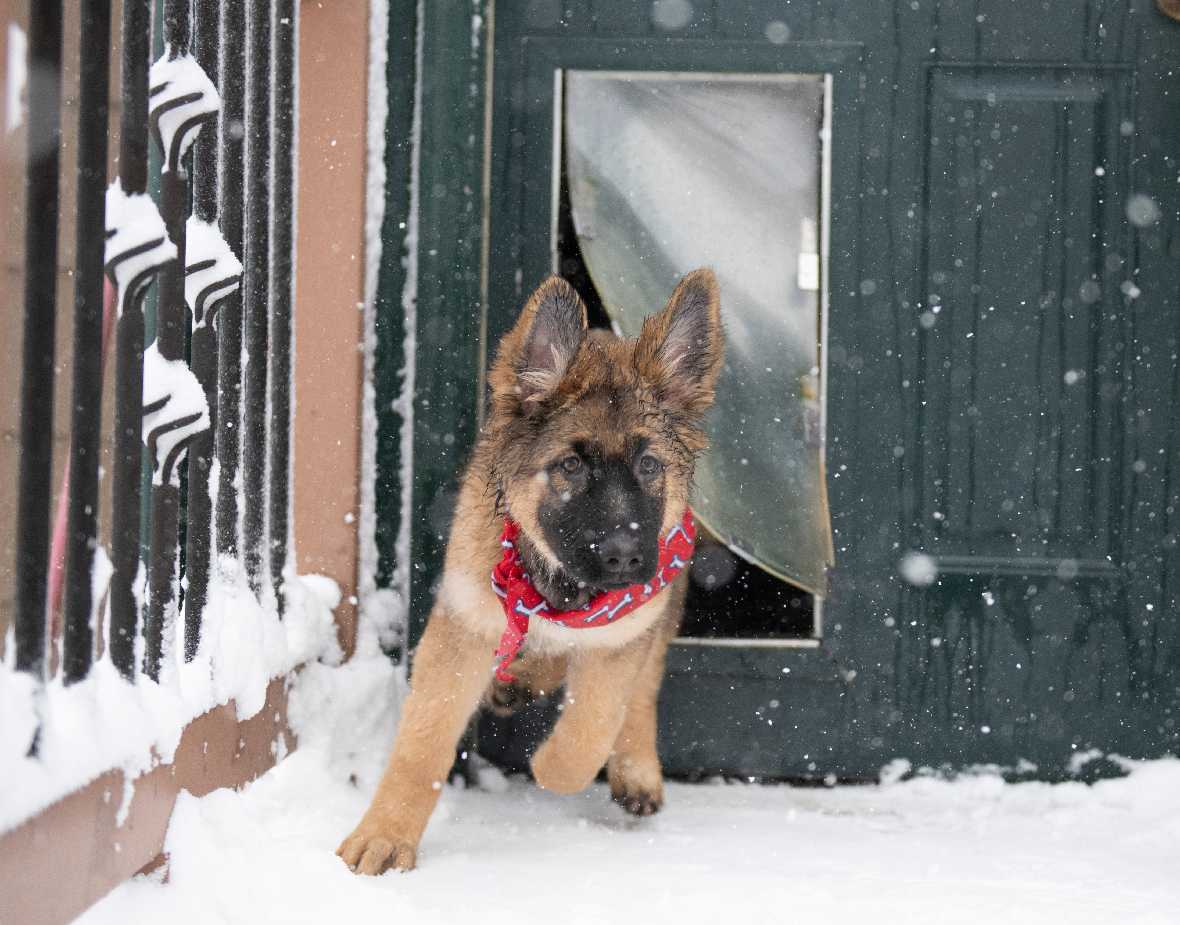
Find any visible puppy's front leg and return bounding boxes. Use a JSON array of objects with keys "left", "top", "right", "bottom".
[
  {"left": 608, "top": 585, "right": 684, "bottom": 815},
  {"left": 337, "top": 609, "right": 492, "bottom": 874},
  {"left": 530, "top": 637, "right": 650, "bottom": 795},
  {"left": 607, "top": 627, "right": 674, "bottom": 816}
]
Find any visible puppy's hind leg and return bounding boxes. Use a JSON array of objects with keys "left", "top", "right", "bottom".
[
  {"left": 337, "top": 609, "right": 493, "bottom": 875},
  {"left": 485, "top": 653, "right": 568, "bottom": 716}
]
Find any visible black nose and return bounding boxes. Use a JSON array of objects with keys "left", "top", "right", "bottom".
[{"left": 598, "top": 530, "right": 645, "bottom": 579}]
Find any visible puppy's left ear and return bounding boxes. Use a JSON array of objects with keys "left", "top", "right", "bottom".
[
  {"left": 489, "top": 275, "right": 588, "bottom": 413},
  {"left": 635, "top": 268, "right": 724, "bottom": 416}
]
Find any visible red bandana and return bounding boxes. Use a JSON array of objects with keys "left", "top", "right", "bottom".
[{"left": 491, "top": 509, "right": 696, "bottom": 682}]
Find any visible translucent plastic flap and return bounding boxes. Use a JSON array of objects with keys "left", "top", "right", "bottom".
[{"left": 564, "top": 70, "right": 833, "bottom": 594}]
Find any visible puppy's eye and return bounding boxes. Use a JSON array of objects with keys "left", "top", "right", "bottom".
[
  {"left": 637, "top": 454, "right": 662, "bottom": 476},
  {"left": 560, "top": 455, "right": 582, "bottom": 474}
]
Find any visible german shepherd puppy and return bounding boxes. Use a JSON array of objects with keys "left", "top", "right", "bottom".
[{"left": 338, "top": 268, "right": 723, "bottom": 874}]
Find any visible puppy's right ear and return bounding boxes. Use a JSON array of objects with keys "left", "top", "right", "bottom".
[
  {"left": 633, "top": 268, "right": 724, "bottom": 418},
  {"left": 489, "top": 276, "right": 587, "bottom": 413}
]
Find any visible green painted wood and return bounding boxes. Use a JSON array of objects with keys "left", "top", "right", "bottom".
[
  {"left": 376, "top": 0, "right": 1180, "bottom": 778},
  {"left": 372, "top": 0, "right": 419, "bottom": 626},
  {"left": 367, "top": 0, "right": 492, "bottom": 652},
  {"left": 404, "top": 1, "right": 492, "bottom": 646},
  {"left": 488, "top": 36, "right": 864, "bottom": 350},
  {"left": 486, "top": 26, "right": 884, "bottom": 777}
]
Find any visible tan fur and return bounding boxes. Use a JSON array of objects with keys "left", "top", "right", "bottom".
[
  {"left": 338, "top": 270, "right": 722, "bottom": 874},
  {"left": 608, "top": 576, "right": 686, "bottom": 814}
]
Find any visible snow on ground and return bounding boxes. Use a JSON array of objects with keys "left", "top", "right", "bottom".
[{"left": 79, "top": 642, "right": 1180, "bottom": 925}]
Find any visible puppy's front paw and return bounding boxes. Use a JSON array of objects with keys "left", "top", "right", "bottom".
[
  {"left": 336, "top": 817, "right": 418, "bottom": 875},
  {"left": 608, "top": 756, "right": 665, "bottom": 817},
  {"left": 611, "top": 787, "right": 663, "bottom": 816},
  {"left": 531, "top": 739, "right": 598, "bottom": 795}
]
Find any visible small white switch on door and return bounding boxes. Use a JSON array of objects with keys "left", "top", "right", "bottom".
[{"left": 797, "top": 216, "right": 819, "bottom": 292}]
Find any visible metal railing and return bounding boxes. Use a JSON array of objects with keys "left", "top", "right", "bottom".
[{"left": 11, "top": 0, "right": 296, "bottom": 691}]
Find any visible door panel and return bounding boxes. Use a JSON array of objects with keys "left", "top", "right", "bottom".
[
  {"left": 483, "top": 35, "right": 865, "bottom": 777},
  {"left": 919, "top": 66, "right": 1132, "bottom": 566},
  {"left": 432, "top": 0, "right": 1180, "bottom": 778}
]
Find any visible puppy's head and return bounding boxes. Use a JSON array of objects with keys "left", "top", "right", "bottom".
[{"left": 487, "top": 269, "right": 724, "bottom": 591}]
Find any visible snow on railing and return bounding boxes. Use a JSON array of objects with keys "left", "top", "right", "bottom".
[
  {"left": 2, "top": 0, "right": 328, "bottom": 836},
  {"left": 141, "top": 342, "right": 212, "bottom": 490},
  {"left": 184, "top": 217, "right": 243, "bottom": 326}
]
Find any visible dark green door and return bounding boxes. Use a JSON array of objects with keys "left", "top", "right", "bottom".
[{"left": 381, "top": 0, "right": 1180, "bottom": 779}]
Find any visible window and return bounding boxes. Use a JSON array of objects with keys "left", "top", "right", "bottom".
[{"left": 557, "top": 70, "right": 833, "bottom": 640}]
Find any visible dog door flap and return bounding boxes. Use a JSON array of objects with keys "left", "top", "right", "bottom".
[{"left": 565, "top": 70, "right": 834, "bottom": 595}]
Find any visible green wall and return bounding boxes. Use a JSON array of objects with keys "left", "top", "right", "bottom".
[{"left": 374, "top": 0, "right": 1180, "bottom": 779}]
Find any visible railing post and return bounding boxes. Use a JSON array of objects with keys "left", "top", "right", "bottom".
[
  {"left": 215, "top": 0, "right": 246, "bottom": 564},
  {"left": 62, "top": 0, "right": 113, "bottom": 684},
  {"left": 13, "top": 1, "right": 63, "bottom": 679},
  {"left": 108, "top": 0, "right": 165, "bottom": 680},
  {"left": 183, "top": 0, "right": 224, "bottom": 659},
  {"left": 145, "top": 4, "right": 190, "bottom": 680},
  {"left": 10, "top": 0, "right": 295, "bottom": 688},
  {"left": 268, "top": 0, "right": 295, "bottom": 611},
  {"left": 242, "top": 0, "right": 272, "bottom": 596},
  {"left": 144, "top": 1, "right": 218, "bottom": 679}
]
